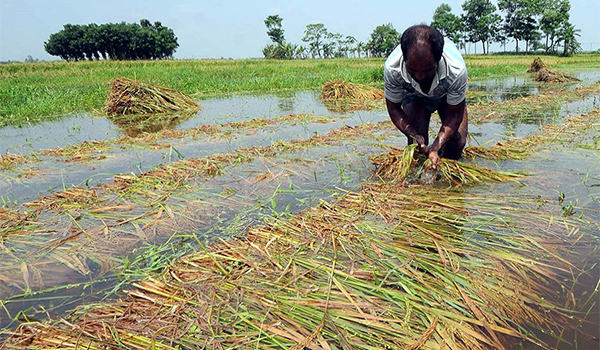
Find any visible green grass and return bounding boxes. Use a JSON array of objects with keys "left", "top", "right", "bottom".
[{"left": 1, "top": 54, "right": 599, "bottom": 126}]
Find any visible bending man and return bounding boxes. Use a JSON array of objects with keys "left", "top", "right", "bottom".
[{"left": 384, "top": 24, "right": 468, "bottom": 169}]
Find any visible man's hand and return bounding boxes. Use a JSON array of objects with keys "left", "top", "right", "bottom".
[
  {"left": 413, "top": 135, "right": 427, "bottom": 155},
  {"left": 426, "top": 149, "right": 440, "bottom": 170}
]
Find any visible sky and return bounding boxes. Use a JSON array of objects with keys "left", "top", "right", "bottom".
[{"left": 1, "top": 0, "right": 599, "bottom": 62}]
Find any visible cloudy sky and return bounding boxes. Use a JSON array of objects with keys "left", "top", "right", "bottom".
[{"left": 1, "top": 0, "right": 599, "bottom": 61}]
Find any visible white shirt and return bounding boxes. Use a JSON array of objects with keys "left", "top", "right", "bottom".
[{"left": 384, "top": 38, "right": 467, "bottom": 106}]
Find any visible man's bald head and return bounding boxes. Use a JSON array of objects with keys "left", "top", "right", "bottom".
[{"left": 400, "top": 25, "right": 444, "bottom": 63}]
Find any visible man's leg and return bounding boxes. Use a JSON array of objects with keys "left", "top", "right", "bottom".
[
  {"left": 402, "top": 101, "right": 432, "bottom": 147},
  {"left": 437, "top": 103, "right": 468, "bottom": 160}
]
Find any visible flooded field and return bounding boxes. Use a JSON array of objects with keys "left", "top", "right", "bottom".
[{"left": 1, "top": 69, "right": 599, "bottom": 349}]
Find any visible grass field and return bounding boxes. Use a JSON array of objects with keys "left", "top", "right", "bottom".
[{"left": 1, "top": 53, "right": 599, "bottom": 126}]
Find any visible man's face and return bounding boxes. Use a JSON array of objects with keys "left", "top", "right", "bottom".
[{"left": 405, "top": 49, "right": 437, "bottom": 87}]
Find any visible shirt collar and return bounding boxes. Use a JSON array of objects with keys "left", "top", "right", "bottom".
[{"left": 401, "top": 56, "right": 448, "bottom": 94}]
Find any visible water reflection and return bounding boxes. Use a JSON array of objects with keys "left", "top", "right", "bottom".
[
  {"left": 276, "top": 92, "right": 295, "bottom": 112},
  {"left": 107, "top": 112, "right": 196, "bottom": 137},
  {"left": 469, "top": 76, "right": 538, "bottom": 103}
]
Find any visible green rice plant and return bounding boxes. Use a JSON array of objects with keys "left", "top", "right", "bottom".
[{"left": 372, "top": 146, "right": 523, "bottom": 186}]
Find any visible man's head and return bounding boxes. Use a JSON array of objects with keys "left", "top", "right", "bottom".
[{"left": 400, "top": 25, "right": 444, "bottom": 86}]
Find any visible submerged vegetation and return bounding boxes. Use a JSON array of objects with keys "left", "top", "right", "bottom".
[
  {"left": 1, "top": 102, "right": 599, "bottom": 348},
  {"left": 3, "top": 164, "right": 597, "bottom": 349}
]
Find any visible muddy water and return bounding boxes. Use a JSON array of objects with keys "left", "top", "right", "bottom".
[
  {"left": 2, "top": 69, "right": 599, "bottom": 156},
  {"left": 1, "top": 94, "right": 597, "bottom": 207},
  {"left": 1, "top": 73, "right": 599, "bottom": 345},
  {"left": 483, "top": 147, "right": 600, "bottom": 350},
  {"left": 0, "top": 139, "right": 386, "bottom": 329}
]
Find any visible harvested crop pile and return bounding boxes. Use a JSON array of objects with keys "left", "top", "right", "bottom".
[
  {"left": 527, "top": 57, "right": 546, "bottom": 72},
  {"left": 106, "top": 78, "right": 200, "bottom": 115},
  {"left": 321, "top": 79, "right": 384, "bottom": 111},
  {"left": 534, "top": 67, "right": 580, "bottom": 83},
  {"left": 321, "top": 79, "right": 384, "bottom": 101}
]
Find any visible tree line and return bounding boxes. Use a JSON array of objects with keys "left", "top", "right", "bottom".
[
  {"left": 263, "top": 15, "right": 400, "bottom": 59},
  {"left": 432, "top": 0, "right": 579, "bottom": 55},
  {"left": 41, "top": 0, "right": 580, "bottom": 62},
  {"left": 264, "top": 0, "right": 580, "bottom": 59},
  {"left": 44, "top": 20, "right": 178, "bottom": 61}
]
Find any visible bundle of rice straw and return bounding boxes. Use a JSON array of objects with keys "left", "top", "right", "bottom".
[
  {"left": 321, "top": 79, "right": 384, "bottom": 111},
  {"left": 106, "top": 78, "right": 200, "bottom": 115},
  {"left": 534, "top": 67, "right": 580, "bottom": 83},
  {"left": 527, "top": 57, "right": 546, "bottom": 73},
  {"left": 321, "top": 79, "right": 384, "bottom": 101}
]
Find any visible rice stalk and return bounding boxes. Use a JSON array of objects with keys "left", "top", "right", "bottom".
[
  {"left": 527, "top": 57, "right": 546, "bottom": 73},
  {"left": 22, "top": 187, "right": 101, "bottom": 212},
  {"left": 0, "top": 154, "right": 36, "bottom": 170},
  {"left": 534, "top": 68, "right": 580, "bottom": 83},
  {"left": 42, "top": 140, "right": 113, "bottom": 163},
  {"left": 371, "top": 147, "right": 523, "bottom": 185}
]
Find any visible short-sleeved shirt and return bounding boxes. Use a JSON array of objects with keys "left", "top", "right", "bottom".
[{"left": 384, "top": 38, "right": 467, "bottom": 106}]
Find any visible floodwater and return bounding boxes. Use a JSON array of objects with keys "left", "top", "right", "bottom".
[
  {"left": 1, "top": 72, "right": 599, "bottom": 348},
  {"left": 1, "top": 70, "right": 599, "bottom": 205}
]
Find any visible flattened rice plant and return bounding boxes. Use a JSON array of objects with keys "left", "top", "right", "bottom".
[{"left": 4, "top": 182, "right": 595, "bottom": 350}]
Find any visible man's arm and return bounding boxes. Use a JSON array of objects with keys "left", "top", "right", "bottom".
[
  {"left": 386, "top": 98, "right": 427, "bottom": 154},
  {"left": 427, "top": 99, "right": 466, "bottom": 167}
]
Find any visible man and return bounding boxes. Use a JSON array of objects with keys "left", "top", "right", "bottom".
[{"left": 384, "top": 24, "right": 468, "bottom": 169}]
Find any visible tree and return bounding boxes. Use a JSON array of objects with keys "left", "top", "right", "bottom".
[
  {"left": 540, "top": 0, "right": 571, "bottom": 53},
  {"left": 355, "top": 41, "right": 366, "bottom": 58},
  {"left": 302, "top": 23, "right": 328, "bottom": 58},
  {"left": 461, "top": 0, "right": 502, "bottom": 54},
  {"left": 431, "top": 4, "right": 463, "bottom": 42},
  {"left": 264, "top": 15, "right": 285, "bottom": 45},
  {"left": 44, "top": 20, "right": 178, "bottom": 61},
  {"left": 262, "top": 42, "right": 297, "bottom": 59},
  {"left": 367, "top": 23, "right": 400, "bottom": 58},
  {"left": 498, "top": 0, "right": 542, "bottom": 53},
  {"left": 343, "top": 36, "right": 357, "bottom": 58},
  {"left": 558, "top": 22, "right": 581, "bottom": 56}
]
